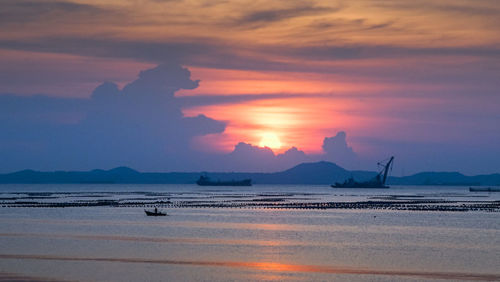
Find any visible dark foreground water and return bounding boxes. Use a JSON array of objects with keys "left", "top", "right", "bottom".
[{"left": 0, "top": 184, "right": 499, "bottom": 281}]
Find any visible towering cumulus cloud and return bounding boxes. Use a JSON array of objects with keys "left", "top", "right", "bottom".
[
  {"left": 322, "top": 132, "right": 357, "bottom": 165},
  {"left": 0, "top": 64, "right": 225, "bottom": 171},
  {"left": 77, "top": 64, "right": 225, "bottom": 171},
  {"left": 0, "top": 63, "right": 361, "bottom": 173}
]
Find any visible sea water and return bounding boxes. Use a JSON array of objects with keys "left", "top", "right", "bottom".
[{"left": 0, "top": 184, "right": 499, "bottom": 281}]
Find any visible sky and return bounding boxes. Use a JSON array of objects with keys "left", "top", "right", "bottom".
[{"left": 1, "top": 0, "right": 499, "bottom": 175}]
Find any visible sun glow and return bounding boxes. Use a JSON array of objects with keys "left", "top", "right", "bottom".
[
  {"left": 183, "top": 97, "right": 360, "bottom": 154},
  {"left": 259, "top": 132, "right": 282, "bottom": 149}
]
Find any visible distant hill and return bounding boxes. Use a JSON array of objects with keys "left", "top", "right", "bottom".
[
  {"left": 390, "top": 172, "right": 500, "bottom": 186},
  {"left": 0, "top": 162, "right": 499, "bottom": 186},
  {"left": 255, "top": 161, "right": 350, "bottom": 184}
]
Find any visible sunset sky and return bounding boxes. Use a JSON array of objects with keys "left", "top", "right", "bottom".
[{"left": 1, "top": 0, "right": 499, "bottom": 174}]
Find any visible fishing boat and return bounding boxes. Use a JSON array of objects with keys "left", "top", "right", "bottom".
[
  {"left": 332, "top": 156, "right": 394, "bottom": 188},
  {"left": 196, "top": 175, "right": 252, "bottom": 186},
  {"left": 144, "top": 208, "right": 167, "bottom": 216}
]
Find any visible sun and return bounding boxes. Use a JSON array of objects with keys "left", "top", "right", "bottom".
[{"left": 259, "top": 132, "right": 282, "bottom": 149}]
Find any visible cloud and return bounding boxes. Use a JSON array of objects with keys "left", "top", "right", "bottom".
[
  {"left": 77, "top": 64, "right": 226, "bottom": 170},
  {"left": 216, "top": 143, "right": 310, "bottom": 172},
  {"left": 0, "top": 0, "right": 113, "bottom": 25},
  {"left": 0, "top": 64, "right": 361, "bottom": 173},
  {"left": 91, "top": 82, "right": 120, "bottom": 100},
  {"left": 227, "top": 142, "right": 276, "bottom": 170},
  {"left": 0, "top": 64, "right": 225, "bottom": 171},
  {"left": 122, "top": 64, "right": 200, "bottom": 96},
  {"left": 322, "top": 131, "right": 357, "bottom": 164},
  {"left": 177, "top": 93, "right": 308, "bottom": 107},
  {"left": 1, "top": 63, "right": 499, "bottom": 174},
  {"left": 2, "top": 36, "right": 499, "bottom": 85},
  {"left": 233, "top": 4, "right": 340, "bottom": 28},
  {"left": 1, "top": 0, "right": 499, "bottom": 82},
  {"left": 0, "top": 94, "right": 88, "bottom": 127},
  {"left": 370, "top": 1, "right": 500, "bottom": 16},
  {"left": 213, "top": 133, "right": 358, "bottom": 173},
  {"left": 279, "top": 45, "right": 500, "bottom": 62},
  {"left": 2, "top": 64, "right": 362, "bottom": 172},
  {"left": 0, "top": 37, "right": 264, "bottom": 72},
  {"left": 276, "top": 147, "right": 309, "bottom": 166}
]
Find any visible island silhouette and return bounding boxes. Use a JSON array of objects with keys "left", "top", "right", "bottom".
[{"left": 1, "top": 161, "right": 498, "bottom": 186}]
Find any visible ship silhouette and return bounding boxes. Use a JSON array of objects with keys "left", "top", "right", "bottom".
[
  {"left": 332, "top": 156, "right": 394, "bottom": 188},
  {"left": 196, "top": 175, "right": 252, "bottom": 186}
]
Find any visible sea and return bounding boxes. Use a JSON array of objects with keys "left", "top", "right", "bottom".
[{"left": 0, "top": 184, "right": 499, "bottom": 281}]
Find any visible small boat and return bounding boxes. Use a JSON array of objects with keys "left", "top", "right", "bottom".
[
  {"left": 196, "top": 175, "right": 252, "bottom": 186},
  {"left": 145, "top": 208, "right": 167, "bottom": 216},
  {"left": 469, "top": 187, "right": 500, "bottom": 192}
]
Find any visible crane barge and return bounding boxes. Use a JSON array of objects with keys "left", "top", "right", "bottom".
[{"left": 331, "top": 156, "right": 394, "bottom": 188}]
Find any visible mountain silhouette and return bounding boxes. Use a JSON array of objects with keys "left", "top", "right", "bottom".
[{"left": 0, "top": 162, "right": 498, "bottom": 185}]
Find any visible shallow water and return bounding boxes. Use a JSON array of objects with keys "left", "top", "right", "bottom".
[{"left": 1, "top": 184, "right": 499, "bottom": 281}]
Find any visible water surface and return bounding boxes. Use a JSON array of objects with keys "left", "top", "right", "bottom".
[{"left": 1, "top": 184, "right": 499, "bottom": 281}]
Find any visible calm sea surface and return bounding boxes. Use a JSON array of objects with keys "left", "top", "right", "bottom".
[{"left": 1, "top": 184, "right": 499, "bottom": 281}]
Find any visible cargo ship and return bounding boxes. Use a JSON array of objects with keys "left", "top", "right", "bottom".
[{"left": 196, "top": 175, "right": 252, "bottom": 186}]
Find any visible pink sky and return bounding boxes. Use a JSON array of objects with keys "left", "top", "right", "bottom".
[{"left": 0, "top": 0, "right": 499, "bottom": 174}]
